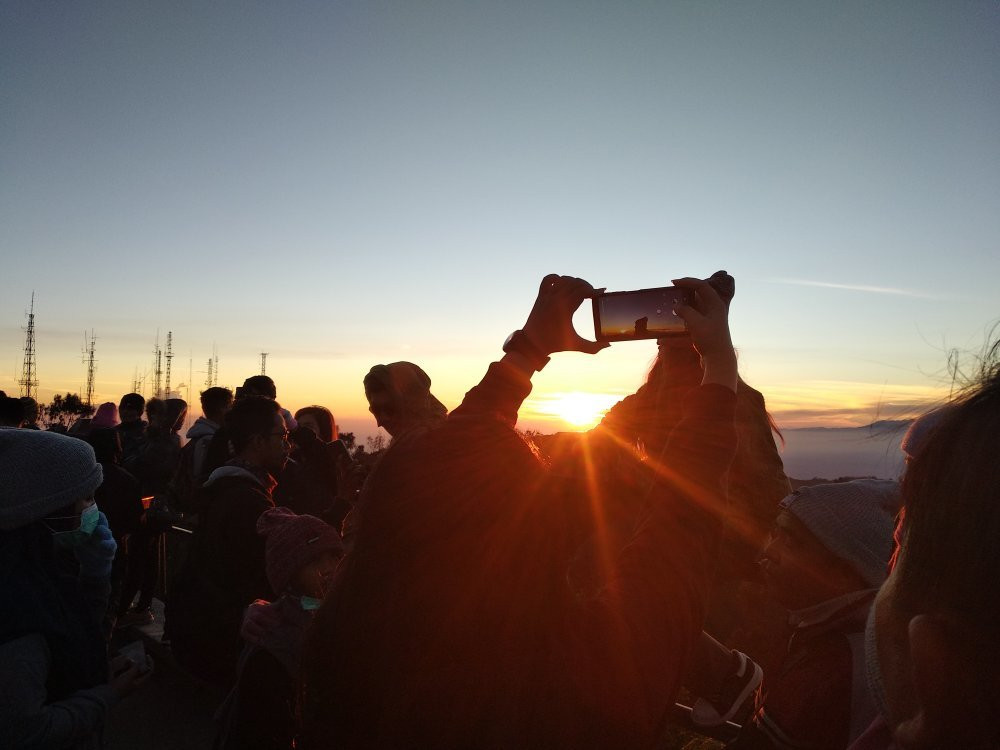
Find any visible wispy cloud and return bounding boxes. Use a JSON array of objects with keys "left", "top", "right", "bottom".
[{"left": 769, "top": 278, "right": 940, "bottom": 300}]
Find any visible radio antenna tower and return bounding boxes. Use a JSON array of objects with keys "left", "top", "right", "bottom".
[
  {"left": 164, "top": 331, "right": 174, "bottom": 398},
  {"left": 19, "top": 292, "right": 39, "bottom": 400},
  {"left": 152, "top": 333, "right": 163, "bottom": 399},
  {"left": 205, "top": 358, "right": 214, "bottom": 390},
  {"left": 132, "top": 367, "right": 141, "bottom": 394},
  {"left": 213, "top": 345, "right": 219, "bottom": 386},
  {"left": 260, "top": 352, "right": 268, "bottom": 376},
  {"left": 81, "top": 331, "right": 97, "bottom": 407}
]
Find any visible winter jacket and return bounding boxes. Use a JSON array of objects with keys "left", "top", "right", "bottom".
[
  {"left": 185, "top": 417, "right": 220, "bottom": 482},
  {"left": 0, "top": 526, "right": 115, "bottom": 749},
  {"left": 115, "top": 420, "right": 147, "bottom": 464},
  {"left": 302, "top": 358, "right": 737, "bottom": 749},
  {"left": 166, "top": 462, "right": 276, "bottom": 687},
  {"left": 124, "top": 427, "right": 180, "bottom": 497},
  {"left": 729, "top": 591, "right": 879, "bottom": 750},
  {"left": 95, "top": 462, "right": 143, "bottom": 542},
  {"left": 0, "top": 634, "right": 117, "bottom": 750},
  {"left": 215, "top": 596, "right": 312, "bottom": 750}
]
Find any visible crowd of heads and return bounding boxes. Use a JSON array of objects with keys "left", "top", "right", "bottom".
[
  {"left": 1, "top": 284, "right": 998, "bottom": 749},
  {"left": 0, "top": 391, "right": 39, "bottom": 428}
]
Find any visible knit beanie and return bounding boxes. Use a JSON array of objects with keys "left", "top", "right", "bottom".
[
  {"left": 780, "top": 479, "right": 900, "bottom": 587},
  {"left": 256, "top": 506, "right": 344, "bottom": 594},
  {"left": 0, "top": 429, "right": 104, "bottom": 530},
  {"left": 90, "top": 402, "right": 120, "bottom": 428}
]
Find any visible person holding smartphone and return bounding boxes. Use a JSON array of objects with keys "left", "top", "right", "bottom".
[{"left": 301, "top": 274, "right": 739, "bottom": 749}]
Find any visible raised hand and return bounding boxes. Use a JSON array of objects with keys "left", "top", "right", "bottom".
[
  {"left": 522, "top": 274, "right": 609, "bottom": 356},
  {"left": 75, "top": 511, "right": 117, "bottom": 580},
  {"left": 671, "top": 277, "right": 737, "bottom": 392},
  {"left": 241, "top": 599, "right": 280, "bottom": 646}
]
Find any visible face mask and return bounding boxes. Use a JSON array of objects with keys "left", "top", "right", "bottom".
[
  {"left": 299, "top": 595, "right": 323, "bottom": 611},
  {"left": 864, "top": 600, "right": 891, "bottom": 721},
  {"left": 53, "top": 504, "right": 100, "bottom": 548},
  {"left": 79, "top": 504, "right": 100, "bottom": 534}
]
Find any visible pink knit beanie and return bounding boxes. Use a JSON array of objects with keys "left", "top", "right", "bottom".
[
  {"left": 256, "top": 506, "right": 344, "bottom": 594},
  {"left": 90, "top": 402, "right": 120, "bottom": 428}
]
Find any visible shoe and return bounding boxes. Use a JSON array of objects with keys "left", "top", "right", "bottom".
[
  {"left": 115, "top": 607, "right": 155, "bottom": 629},
  {"left": 691, "top": 650, "right": 763, "bottom": 727}
]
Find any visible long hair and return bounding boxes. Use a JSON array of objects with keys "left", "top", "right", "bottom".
[
  {"left": 294, "top": 405, "right": 337, "bottom": 443},
  {"left": 897, "top": 339, "right": 1000, "bottom": 624}
]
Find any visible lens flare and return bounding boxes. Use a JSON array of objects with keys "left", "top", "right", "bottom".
[{"left": 528, "top": 392, "right": 622, "bottom": 428}]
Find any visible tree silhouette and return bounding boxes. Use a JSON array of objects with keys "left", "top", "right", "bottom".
[{"left": 44, "top": 393, "right": 95, "bottom": 426}]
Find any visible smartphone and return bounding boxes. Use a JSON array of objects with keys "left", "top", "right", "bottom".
[
  {"left": 117, "top": 639, "right": 151, "bottom": 673},
  {"left": 592, "top": 286, "right": 694, "bottom": 342}
]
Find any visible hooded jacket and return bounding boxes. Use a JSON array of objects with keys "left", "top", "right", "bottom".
[
  {"left": 185, "top": 416, "right": 220, "bottom": 481},
  {"left": 165, "top": 462, "right": 275, "bottom": 687}
]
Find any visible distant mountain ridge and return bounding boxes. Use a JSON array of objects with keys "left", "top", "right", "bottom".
[{"left": 786, "top": 418, "right": 912, "bottom": 432}]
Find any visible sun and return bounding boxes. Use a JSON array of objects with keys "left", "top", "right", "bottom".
[{"left": 531, "top": 392, "right": 622, "bottom": 428}]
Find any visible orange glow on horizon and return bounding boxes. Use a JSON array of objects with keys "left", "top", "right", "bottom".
[
  {"left": 24, "top": 350, "right": 952, "bottom": 441},
  {"left": 523, "top": 391, "right": 624, "bottom": 429}
]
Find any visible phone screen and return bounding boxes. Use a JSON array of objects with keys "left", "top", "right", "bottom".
[
  {"left": 118, "top": 639, "right": 150, "bottom": 672},
  {"left": 592, "top": 286, "right": 692, "bottom": 342}
]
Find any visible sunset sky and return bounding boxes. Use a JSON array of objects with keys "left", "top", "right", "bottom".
[{"left": 2, "top": 2, "right": 997, "bottom": 441}]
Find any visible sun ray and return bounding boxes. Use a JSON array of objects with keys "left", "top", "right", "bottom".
[{"left": 525, "top": 392, "right": 623, "bottom": 428}]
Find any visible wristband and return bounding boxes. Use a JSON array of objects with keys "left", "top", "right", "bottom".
[{"left": 502, "top": 330, "right": 550, "bottom": 372}]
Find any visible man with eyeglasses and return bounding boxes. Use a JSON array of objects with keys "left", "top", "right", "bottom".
[{"left": 166, "top": 396, "right": 291, "bottom": 688}]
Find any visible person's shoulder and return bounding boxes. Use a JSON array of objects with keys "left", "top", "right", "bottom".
[
  {"left": 211, "top": 473, "right": 266, "bottom": 497},
  {"left": 210, "top": 475, "right": 274, "bottom": 515},
  {"left": 100, "top": 462, "right": 141, "bottom": 489}
]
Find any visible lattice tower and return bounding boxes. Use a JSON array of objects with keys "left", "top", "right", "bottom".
[
  {"left": 165, "top": 331, "right": 173, "bottom": 398},
  {"left": 19, "top": 292, "right": 39, "bottom": 400},
  {"left": 82, "top": 331, "right": 97, "bottom": 407},
  {"left": 153, "top": 334, "right": 163, "bottom": 399}
]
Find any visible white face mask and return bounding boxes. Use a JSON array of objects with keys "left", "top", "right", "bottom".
[{"left": 864, "top": 601, "right": 891, "bottom": 722}]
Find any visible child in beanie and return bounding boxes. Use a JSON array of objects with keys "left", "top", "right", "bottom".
[{"left": 215, "top": 507, "right": 344, "bottom": 750}]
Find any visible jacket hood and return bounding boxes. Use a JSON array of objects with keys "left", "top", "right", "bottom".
[
  {"left": 203, "top": 464, "right": 265, "bottom": 488},
  {"left": 186, "top": 416, "right": 219, "bottom": 440}
]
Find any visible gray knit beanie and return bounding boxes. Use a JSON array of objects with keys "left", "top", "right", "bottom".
[
  {"left": 0, "top": 428, "right": 103, "bottom": 530},
  {"left": 780, "top": 479, "right": 900, "bottom": 588}
]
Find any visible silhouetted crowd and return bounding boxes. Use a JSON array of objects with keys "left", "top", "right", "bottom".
[{"left": 2, "top": 272, "right": 998, "bottom": 749}]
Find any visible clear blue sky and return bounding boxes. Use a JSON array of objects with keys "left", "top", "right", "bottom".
[{"left": 2, "top": 1, "right": 997, "bottom": 439}]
